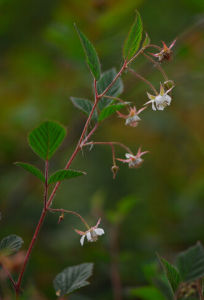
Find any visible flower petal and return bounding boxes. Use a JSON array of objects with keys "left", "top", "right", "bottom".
[
  {"left": 80, "top": 235, "right": 85, "bottom": 246},
  {"left": 86, "top": 231, "right": 92, "bottom": 241},
  {"left": 151, "top": 102, "right": 156, "bottom": 111},
  {"left": 95, "top": 228, "right": 105, "bottom": 236},
  {"left": 147, "top": 92, "right": 155, "bottom": 100}
]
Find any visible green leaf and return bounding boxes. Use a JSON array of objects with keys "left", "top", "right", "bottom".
[
  {"left": 142, "top": 32, "right": 150, "bottom": 48},
  {"left": 75, "top": 24, "right": 101, "bottom": 80},
  {"left": 15, "top": 162, "right": 45, "bottom": 182},
  {"left": 48, "top": 169, "right": 86, "bottom": 185},
  {"left": 97, "top": 68, "right": 124, "bottom": 111},
  {"left": 0, "top": 235, "right": 24, "bottom": 256},
  {"left": 53, "top": 263, "right": 93, "bottom": 297},
  {"left": 123, "top": 11, "right": 143, "bottom": 60},
  {"left": 70, "top": 97, "right": 97, "bottom": 122},
  {"left": 98, "top": 102, "right": 129, "bottom": 122},
  {"left": 176, "top": 242, "right": 204, "bottom": 282},
  {"left": 159, "top": 257, "right": 181, "bottom": 293},
  {"left": 129, "top": 286, "right": 166, "bottom": 300},
  {"left": 28, "top": 121, "right": 66, "bottom": 160}
]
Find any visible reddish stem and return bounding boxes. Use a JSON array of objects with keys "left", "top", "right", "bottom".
[
  {"left": 15, "top": 208, "right": 47, "bottom": 296},
  {"left": 98, "top": 61, "right": 127, "bottom": 99},
  {"left": 15, "top": 79, "right": 100, "bottom": 295},
  {"left": 128, "top": 68, "right": 158, "bottom": 94},
  {"left": 44, "top": 160, "right": 49, "bottom": 208},
  {"left": 15, "top": 62, "right": 129, "bottom": 295},
  {"left": 83, "top": 141, "right": 133, "bottom": 155},
  {"left": 1, "top": 263, "right": 16, "bottom": 290},
  {"left": 48, "top": 208, "right": 90, "bottom": 230}
]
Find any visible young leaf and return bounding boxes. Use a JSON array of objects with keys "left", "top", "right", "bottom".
[
  {"left": 75, "top": 24, "right": 101, "bottom": 80},
  {"left": 98, "top": 102, "right": 129, "bottom": 122},
  {"left": 159, "top": 257, "right": 181, "bottom": 293},
  {"left": 15, "top": 162, "right": 45, "bottom": 183},
  {"left": 48, "top": 169, "right": 86, "bottom": 185},
  {"left": 28, "top": 121, "right": 66, "bottom": 161},
  {"left": 97, "top": 68, "right": 124, "bottom": 111},
  {"left": 70, "top": 97, "right": 98, "bottom": 122},
  {"left": 123, "top": 11, "right": 143, "bottom": 60},
  {"left": 53, "top": 263, "right": 93, "bottom": 297},
  {"left": 142, "top": 32, "right": 150, "bottom": 48},
  {"left": 176, "top": 242, "right": 204, "bottom": 282},
  {"left": 0, "top": 235, "right": 24, "bottom": 256}
]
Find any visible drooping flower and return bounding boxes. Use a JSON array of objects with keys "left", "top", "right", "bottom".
[
  {"left": 150, "top": 40, "right": 176, "bottom": 62},
  {"left": 75, "top": 218, "right": 104, "bottom": 246},
  {"left": 144, "top": 83, "right": 174, "bottom": 111},
  {"left": 117, "top": 106, "right": 146, "bottom": 127},
  {"left": 117, "top": 147, "right": 149, "bottom": 169}
]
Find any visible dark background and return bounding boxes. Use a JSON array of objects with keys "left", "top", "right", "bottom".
[{"left": 0, "top": 0, "right": 204, "bottom": 299}]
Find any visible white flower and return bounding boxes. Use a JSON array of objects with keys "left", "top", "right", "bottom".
[
  {"left": 75, "top": 218, "right": 104, "bottom": 246},
  {"left": 117, "top": 148, "right": 149, "bottom": 169},
  {"left": 145, "top": 83, "right": 174, "bottom": 111}
]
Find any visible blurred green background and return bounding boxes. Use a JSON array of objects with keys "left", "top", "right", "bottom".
[{"left": 0, "top": 0, "right": 204, "bottom": 299}]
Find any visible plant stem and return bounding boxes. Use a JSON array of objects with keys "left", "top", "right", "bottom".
[
  {"left": 48, "top": 208, "right": 90, "bottom": 230},
  {"left": 128, "top": 67, "right": 158, "bottom": 94},
  {"left": 15, "top": 63, "right": 131, "bottom": 294},
  {"left": 103, "top": 95, "right": 127, "bottom": 104},
  {"left": 15, "top": 208, "right": 47, "bottom": 296},
  {"left": 44, "top": 160, "right": 49, "bottom": 208},
  {"left": 98, "top": 61, "right": 127, "bottom": 98},
  {"left": 197, "top": 280, "right": 204, "bottom": 300},
  {"left": 142, "top": 52, "right": 168, "bottom": 81},
  {"left": 83, "top": 141, "right": 133, "bottom": 154},
  {"left": 1, "top": 262, "right": 16, "bottom": 290}
]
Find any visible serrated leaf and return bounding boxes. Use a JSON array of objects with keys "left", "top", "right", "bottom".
[
  {"left": 176, "top": 242, "right": 204, "bottom": 282},
  {"left": 98, "top": 102, "right": 129, "bottom": 122},
  {"left": 75, "top": 24, "right": 101, "bottom": 80},
  {"left": 15, "top": 162, "right": 45, "bottom": 182},
  {"left": 0, "top": 235, "right": 24, "bottom": 256},
  {"left": 123, "top": 11, "right": 143, "bottom": 60},
  {"left": 48, "top": 169, "right": 86, "bottom": 185},
  {"left": 53, "top": 263, "right": 93, "bottom": 296},
  {"left": 70, "top": 97, "right": 97, "bottom": 122},
  {"left": 142, "top": 32, "right": 150, "bottom": 48},
  {"left": 97, "top": 68, "right": 124, "bottom": 111},
  {"left": 129, "top": 286, "right": 166, "bottom": 300},
  {"left": 28, "top": 121, "right": 66, "bottom": 160},
  {"left": 159, "top": 257, "right": 181, "bottom": 293}
]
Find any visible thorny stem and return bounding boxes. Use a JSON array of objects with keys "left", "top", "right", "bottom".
[
  {"left": 142, "top": 52, "right": 168, "bottom": 81},
  {"left": 48, "top": 208, "right": 90, "bottom": 230},
  {"left": 83, "top": 141, "right": 133, "bottom": 155},
  {"left": 128, "top": 67, "right": 158, "bottom": 94}
]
